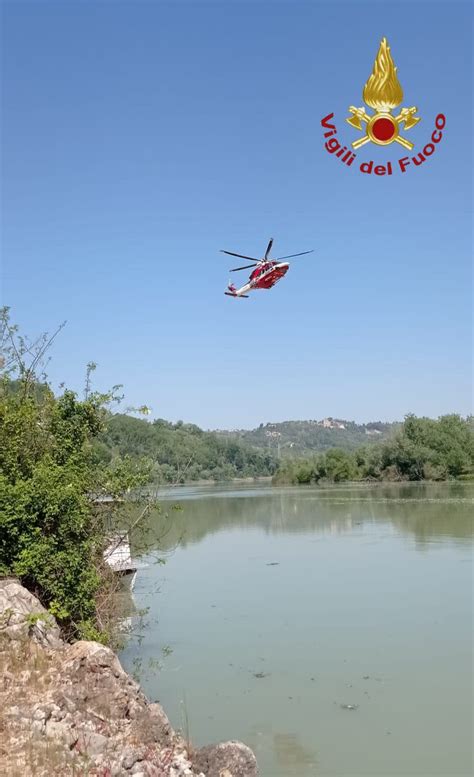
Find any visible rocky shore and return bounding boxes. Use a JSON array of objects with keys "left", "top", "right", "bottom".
[{"left": 0, "top": 579, "right": 258, "bottom": 777}]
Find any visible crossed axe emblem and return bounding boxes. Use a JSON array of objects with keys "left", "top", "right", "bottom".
[{"left": 346, "top": 106, "right": 420, "bottom": 150}]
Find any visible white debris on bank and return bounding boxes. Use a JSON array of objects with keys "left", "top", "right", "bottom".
[{"left": 104, "top": 534, "right": 138, "bottom": 590}]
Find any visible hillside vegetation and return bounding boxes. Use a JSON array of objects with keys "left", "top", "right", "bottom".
[
  {"left": 99, "top": 414, "right": 277, "bottom": 482},
  {"left": 97, "top": 415, "right": 399, "bottom": 483},
  {"left": 98, "top": 414, "right": 473, "bottom": 485},
  {"left": 214, "top": 418, "right": 398, "bottom": 457},
  {"left": 273, "top": 414, "right": 474, "bottom": 484}
]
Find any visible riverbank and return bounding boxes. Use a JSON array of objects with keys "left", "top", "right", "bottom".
[
  {"left": 0, "top": 578, "right": 259, "bottom": 777},
  {"left": 146, "top": 476, "right": 273, "bottom": 491}
]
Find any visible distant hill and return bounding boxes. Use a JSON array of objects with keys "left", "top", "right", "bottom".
[
  {"left": 96, "top": 414, "right": 400, "bottom": 483},
  {"left": 213, "top": 418, "right": 399, "bottom": 458},
  {"left": 3, "top": 382, "right": 400, "bottom": 479}
]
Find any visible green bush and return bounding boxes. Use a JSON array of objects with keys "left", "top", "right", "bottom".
[{"left": 0, "top": 309, "right": 151, "bottom": 641}]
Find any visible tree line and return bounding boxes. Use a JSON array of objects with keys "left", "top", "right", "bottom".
[
  {"left": 273, "top": 414, "right": 474, "bottom": 484},
  {"left": 97, "top": 414, "right": 277, "bottom": 482}
]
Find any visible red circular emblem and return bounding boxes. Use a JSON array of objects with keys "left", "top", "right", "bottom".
[{"left": 371, "top": 117, "right": 396, "bottom": 142}]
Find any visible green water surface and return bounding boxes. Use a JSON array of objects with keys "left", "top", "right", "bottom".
[{"left": 119, "top": 482, "right": 473, "bottom": 777}]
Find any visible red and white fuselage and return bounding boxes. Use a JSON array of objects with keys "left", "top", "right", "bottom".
[{"left": 225, "top": 261, "right": 290, "bottom": 298}]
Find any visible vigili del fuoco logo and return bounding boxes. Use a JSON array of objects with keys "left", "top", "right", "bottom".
[{"left": 321, "top": 37, "right": 446, "bottom": 175}]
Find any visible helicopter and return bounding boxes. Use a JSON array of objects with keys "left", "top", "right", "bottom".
[{"left": 221, "top": 238, "right": 313, "bottom": 298}]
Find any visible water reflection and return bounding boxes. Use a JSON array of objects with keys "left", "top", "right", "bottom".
[
  {"left": 248, "top": 729, "right": 318, "bottom": 775},
  {"left": 272, "top": 732, "right": 318, "bottom": 772},
  {"left": 135, "top": 483, "right": 473, "bottom": 556},
  {"left": 121, "top": 482, "right": 473, "bottom": 777}
]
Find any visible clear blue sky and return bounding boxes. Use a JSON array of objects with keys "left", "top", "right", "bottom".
[{"left": 1, "top": 1, "right": 472, "bottom": 428}]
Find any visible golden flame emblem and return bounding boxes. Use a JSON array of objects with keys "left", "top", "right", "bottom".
[
  {"left": 346, "top": 37, "right": 420, "bottom": 149},
  {"left": 363, "top": 37, "right": 403, "bottom": 111}
]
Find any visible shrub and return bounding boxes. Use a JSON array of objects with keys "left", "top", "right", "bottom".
[{"left": 0, "top": 309, "right": 151, "bottom": 640}]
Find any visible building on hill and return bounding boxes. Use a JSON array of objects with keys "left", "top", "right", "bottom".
[{"left": 320, "top": 418, "right": 346, "bottom": 430}]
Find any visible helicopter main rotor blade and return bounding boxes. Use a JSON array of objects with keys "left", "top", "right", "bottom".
[
  {"left": 220, "top": 250, "right": 259, "bottom": 261},
  {"left": 230, "top": 263, "right": 259, "bottom": 272},
  {"left": 274, "top": 250, "right": 314, "bottom": 260},
  {"left": 264, "top": 238, "right": 274, "bottom": 260}
]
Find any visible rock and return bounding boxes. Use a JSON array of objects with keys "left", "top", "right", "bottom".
[
  {"left": 194, "top": 741, "right": 259, "bottom": 777},
  {"left": 45, "top": 720, "right": 79, "bottom": 748},
  {"left": 62, "top": 640, "right": 124, "bottom": 676},
  {"left": 32, "top": 706, "right": 49, "bottom": 722},
  {"left": 31, "top": 718, "right": 46, "bottom": 734},
  {"left": 121, "top": 744, "right": 146, "bottom": 769},
  {"left": 147, "top": 702, "right": 173, "bottom": 739},
  {"left": 5, "top": 705, "right": 21, "bottom": 718},
  {"left": 0, "top": 582, "right": 259, "bottom": 777},
  {"left": 169, "top": 750, "right": 200, "bottom": 776},
  {"left": 77, "top": 730, "right": 109, "bottom": 756},
  {"left": 0, "top": 578, "right": 62, "bottom": 648}
]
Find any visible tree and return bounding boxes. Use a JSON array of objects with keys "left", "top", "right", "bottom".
[
  {"left": 272, "top": 414, "right": 474, "bottom": 484},
  {"left": 324, "top": 449, "right": 357, "bottom": 482},
  {"left": 0, "top": 308, "right": 151, "bottom": 641}
]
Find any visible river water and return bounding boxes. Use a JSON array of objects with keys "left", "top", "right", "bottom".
[{"left": 119, "top": 482, "right": 473, "bottom": 777}]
